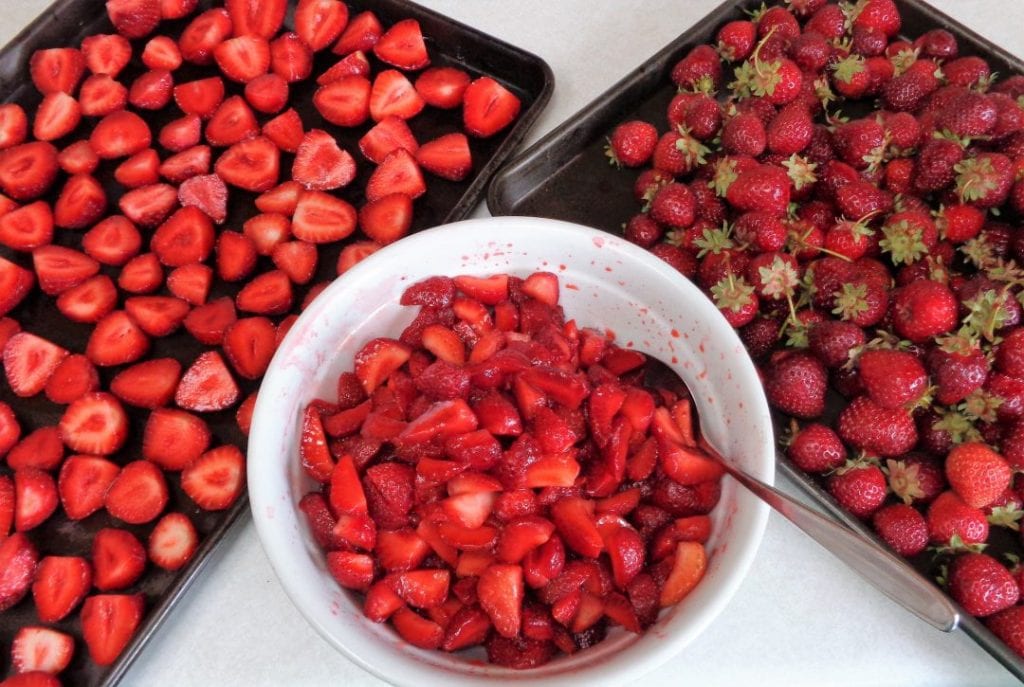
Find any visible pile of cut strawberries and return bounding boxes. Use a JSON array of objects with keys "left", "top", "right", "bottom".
[
  {"left": 0, "top": 0, "right": 521, "bottom": 683},
  {"left": 604, "top": 0, "right": 1024, "bottom": 660},
  {"left": 299, "top": 271, "right": 723, "bottom": 667}
]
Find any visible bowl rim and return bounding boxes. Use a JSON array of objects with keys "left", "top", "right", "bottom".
[{"left": 248, "top": 216, "right": 774, "bottom": 686}]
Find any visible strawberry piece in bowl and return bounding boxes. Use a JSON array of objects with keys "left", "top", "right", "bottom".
[{"left": 248, "top": 218, "right": 773, "bottom": 682}]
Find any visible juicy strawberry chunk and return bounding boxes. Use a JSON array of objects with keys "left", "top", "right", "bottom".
[
  {"left": 81, "top": 33, "right": 132, "bottom": 77},
  {"left": 416, "top": 133, "right": 472, "bottom": 182},
  {"left": 0, "top": 533, "right": 38, "bottom": 611},
  {"left": 80, "top": 593, "right": 144, "bottom": 666},
  {"left": 105, "top": 461, "right": 169, "bottom": 524},
  {"left": 0, "top": 104, "right": 28, "bottom": 150},
  {"left": 388, "top": 569, "right": 450, "bottom": 609},
  {"left": 399, "top": 398, "right": 478, "bottom": 445},
  {"left": 370, "top": 70, "right": 425, "bottom": 121},
  {"left": 148, "top": 512, "right": 198, "bottom": 570},
  {"left": 81, "top": 217, "right": 140, "bottom": 267},
  {"left": 89, "top": 111, "right": 151, "bottom": 159},
  {"left": 296, "top": 0, "right": 349, "bottom": 52},
  {"left": 128, "top": 69, "right": 173, "bottom": 110},
  {"left": 10, "top": 626, "right": 74, "bottom": 675},
  {"left": 242, "top": 213, "right": 290, "bottom": 255},
  {"left": 416, "top": 67, "right": 471, "bottom": 109},
  {"left": 118, "top": 183, "right": 178, "bottom": 227},
  {"left": 292, "top": 190, "right": 357, "bottom": 243},
  {"left": 114, "top": 149, "right": 160, "bottom": 188},
  {"left": 477, "top": 564, "right": 524, "bottom": 638},
  {"left": 110, "top": 358, "right": 181, "bottom": 409},
  {"left": 173, "top": 76, "right": 225, "bottom": 117},
  {"left": 58, "top": 455, "right": 120, "bottom": 520},
  {"left": 314, "top": 76, "right": 371, "bottom": 127},
  {"left": 215, "top": 135, "right": 280, "bottom": 192},
  {"left": 184, "top": 296, "right": 236, "bottom": 344},
  {"left": 3, "top": 332, "right": 68, "bottom": 398},
  {"left": 270, "top": 32, "right": 314, "bottom": 82},
  {"left": 391, "top": 607, "right": 443, "bottom": 649},
  {"left": 463, "top": 77, "right": 521, "bottom": 138},
  {"left": 336, "top": 241, "right": 380, "bottom": 275},
  {"left": 0, "top": 255, "right": 33, "bottom": 316},
  {"left": 453, "top": 274, "right": 510, "bottom": 305},
  {"left": 374, "top": 19, "right": 429, "bottom": 70},
  {"left": 0, "top": 142, "right": 60, "bottom": 202},
  {"left": 151, "top": 206, "right": 215, "bottom": 266},
  {"left": 32, "top": 92, "right": 81, "bottom": 142},
  {"left": 227, "top": 0, "right": 286, "bottom": 39},
  {"left": 205, "top": 96, "right": 259, "bottom": 147},
  {"left": 366, "top": 148, "right": 425, "bottom": 202},
  {"left": 58, "top": 392, "right": 128, "bottom": 455},
  {"left": 359, "top": 116, "right": 418, "bottom": 165},
  {"left": 85, "top": 311, "right": 149, "bottom": 367},
  {"left": 214, "top": 35, "right": 271, "bottom": 83},
  {"left": 334, "top": 10, "right": 381, "bottom": 54},
  {"left": 262, "top": 109, "right": 304, "bottom": 153},
  {"left": 79, "top": 74, "right": 128, "bottom": 116},
  {"left": 91, "top": 528, "right": 146, "bottom": 590},
  {"left": 177, "top": 174, "right": 227, "bottom": 225},
  {"left": 106, "top": 0, "right": 160, "bottom": 39},
  {"left": 142, "top": 35, "right": 182, "bottom": 70},
  {"left": 33, "top": 244, "right": 99, "bottom": 295},
  {"left": 318, "top": 51, "right": 371, "bottom": 84},
  {"left": 176, "top": 350, "right": 240, "bottom": 412},
  {"left": 222, "top": 317, "right": 275, "bottom": 379},
  {"left": 14, "top": 469, "right": 58, "bottom": 532},
  {"left": 160, "top": 144, "right": 210, "bottom": 180},
  {"left": 179, "top": 8, "right": 232, "bottom": 65},
  {"left": 143, "top": 407, "right": 211, "bottom": 470},
  {"left": 659, "top": 541, "right": 707, "bottom": 606},
  {"left": 167, "top": 262, "right": 213, "bottom": 305},
  {"left": 30, "top": 47, "right": 85, "bottom": 94},
  {"left": 59, "top": 140, "right": 101, "bottom": 176},
  {"left": 359, "top": 193, "right": 413, "bottom": 245},
  {"left": 7, "top": 426, "right": 63, "bottom": 471},
  {"left": 272, "top": 241, "right": 318, "bottom": 284},
  {"left": 32, "top": 556, "right": 92, "bottom": 623},
  {"left": 300, "top": 404, "right": 334, "bottom": 482},
  {"left": 160, "top": 0, "right": 198, "bottom": 19},
  {"left": 44, "top": 353, "right": 100, "bottom": 404},
  {"left": 292, "top": 129, "right": 356, "bottom": 191},
  {"left": 327, "top": 550, "right": 375, "bottom": 591},
  {"left": 355, "top": 338, "right": 412, "bottom": 393},
  {"left": 244, "top": 72, "right": 289, "bottom": 113},
  {"left": 235, "top": 269, "right": 292, "bottom": 314},
  {"left": 181, "top": 445, "right": 245, "bottom": 511},
  {"left": 117, "top": 252, "right": 163, "bottom": 294},
  {"left": 550, "top": 497, "right": 603, "bottom": 557},
  {"left": 256, "top": 180, "right": 302, "bottom": 215}
]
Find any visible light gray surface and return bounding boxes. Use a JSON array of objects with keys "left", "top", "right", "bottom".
[{"left": 1, "top": 1, "right": 1023, "bottom": 685}]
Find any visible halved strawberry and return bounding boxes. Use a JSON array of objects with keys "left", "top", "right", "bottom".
[
  {"left": 83, "top": 217, "right": 140, "bottom": 267},
  {"left": 160, "top": 144, "right": 210, "bottom": 181},
  {"left": 0, "top": 474, "right": 12, "bottom": 536},
  {"left": 89, "top": 110, "right": 151, "bottom": 159},
  {"left": 300, "top": 404, "right": 333, "bottom": 482},
  {"left": 227, "top": 0, "right": 286, "bottom": 39},
  {"left": 173, "top": 76, "right": 225, "bottom": 118},
  {"left": 270, "top": 32, "right": 313, "bottom": 82},
  {"left": 336, "top": 240, "right": 380, "bottom": 275},
  {"left": 236, "top": 269, "right": 293, "bottom": 314},
  {"left": 292, "top": 190, "right": 357, "bottom": 243},
  {"left": 477, "top": 564, "right": 524, "bottom": 638},
  {"left": 0, "top": 400, "right": 19, "bottom": 455},
  {"left": 58, "top": 392, "right": 128, "bottom": 455},
  {"left": 59, "top": 140, "right": 100, "bottom": 176},
  {"left": 205, "top": 96, "right": 258, "bottom": 147},
  {"left": 105, "top": 460, "right": 168, "bottom": 524},
  {"left": 334, "top": 10, "right": 381, "bottom": 54},
  {"left": 32, "top": 556, "right": 92, "bottom": 623},
  {"left": 214, "top": 35, "right": 271, "bottom": 83},
  {"left": 659, "top": 541, "right": 706, "bottom": 606},
  {"left": 359, "top": 193, "right": 412, "bottom": 245},
  {"left": 550, "top": 497, "right": 603, "bottom": 557},
  {"left": 183, "top": 296, "right": 236, "bottom": 344},
  {"left": 151, "top": 206, "right": 215, "bottom": 266},
  {"left": 115, "top": 149, "right": 160, "bottom": 188},
  {"left": 388, "top": 569, "right": 450, "bottom": 609},
  {"left": 215, "top": 135, "right": 279, "bottom": 192},
  {"left": 58, "top": 455, "right": 120, "bottom": 520},
  {"left": 272, "top": 240, "right": 317, "bottom": 284},
  {"left": 85, "top": 311, "right": 149, "bottom": 367},
  {"left": 179, "top": 8, "right": 232, "bottom": 65},
  {"left": 222, "top": 317, "right": 276, "bottom": 378},
  {"left": 143, "top": 407, "right": 211, "bottom": 470},
  {"left": 81, "top": 33, "right": 131, "bottom": 77},
  {"left": 463, "top": 77, "right": 521, "bottom": 138},
  {"left": 148, "top": 512, "right": 198, "bottom": 570},
  {"left": 416, "top": 133, "right": 472, "bottom": 182},
  {"left": 0, "top": 202, "right": 52, "bottom": 252},
  {"left": 158, "top": 115, "right": 202, "bottom": 153},
  {"left": 30, "top": 48, "right": 85, "bottom": 94},
  {"left": 415, "top": 67, "right": 470, "bottom": 109},
  {"left": 10, "top": 626, "right": 74, "bottom": 675},
  {"left": 293, "top": 129, "right": 356, "bottom": 191},
  {"left": 44, "top": 353, "right": 100, "bottom": 404},
  {"left": 106, "top": 0, "right": 160, "bottom": 39},
  {"left": 14, "top": 469, "right": 58, "bottom": 532},
  {"left": 522, "top": 272, "right": 559, "bottom": 306},
  {"left": 124, "top": 296, "right": 190, "bottom": 336},
  {"left": 366, "top": 148, "right": 425, "bottom": 202},
  {"left": 262, "top": 108, "right": 304, "bottom": 152},
  {"left": 374, "top": 19, "right": 429, "bottom": 71},
  {"left": 167, "top": 262, "right": 212, "bottom": 305},
  {"left": 0, "top": 142, "right": 59, "bottom": 201},
  {"left": 0, "top": 533, "right": 37, "bottom": 611},
  {"left": 358, "top": 116, "right": 417, "bottom": 165},
  {"left": 175, "top": 175, "right": 227, "bottom": 228},
  {"left": 32, "top": 92, "right": 81, "bottom": 142},
  {"left": 0, "top": 104, "right": 28, "bottom": 150},
  {"left": 54, "top": 274, "right": 116, "bottom": 324},
  {"left": 314, "top": 76, "right": 371, "bottom": 127},
  {"left": 497, "top": 516, "right": 555, "bottom": 563},
  {"left": 0, "top": 255, "right": 33, "bottom": 316},
  {"left": 118, "top": 183, "right": 178, "bottom": 227},
  {"left": 92, "top": 528, "right": 145, "bottom": 591},
  {"left": 110, "top": 358, "right": 181, "bottom": 409},
  {"left": 3, "top": 332, "right": 67, "bottom": 398},
  {"left": 160, "top": 0, "right": 198, "bottom": 19},
  {"left": 80, "top": 593, "right": 144, "bottom": 666},
  {"left": 243, "top": 213, "right": 290, "bottom": 255},
  {"left": 318, "top": 51, "right": 371, "bottom": 85},
  {"left": 128, "top": 69, "right": 173, "bottom": 110},
  {"left": 78, "top": 74, "right": 128, "bottom": 116},
  {"left": 327, "top": 551, "right": 374, "bottom": 591},
  {"left": 369, "top": 70, "right": 425, "bottom": 121},
  {"left": 7, "top": 427, "right": 63, "bottom": 471},
  {"left": 117, "top": 252, "right": 163, "bottom": 294},
  {"left": 142, "top": 35, "right": 182, "bottom": 70},
  {"left": 181, "top": 444, "right": 244, "bottom": 511},
  {"left": 33, "top": 245, "right": 99, "bottom": 295},
  {"left": 295, "top": 0, "right": 348, "bottom": 52},
  {"left": 244, "top": 73, "right": 288, "bottom": 114},
  {"left": 176, "top": 350, "right": 240, "bottom": 412},
  {"left": 215, "top": 231, "right": 257, "bottom": 282}
]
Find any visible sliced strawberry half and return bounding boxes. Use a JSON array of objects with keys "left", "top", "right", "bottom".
[
  {"left": 270, "top": 32, "right": 314, "bottom": 82},
  {"left": 463, "top": 77, "right": 521, "bottom": 138},
  {"left": 176, "top": 350, "right": 240, "bottom": 412},
  {"left": 7, "top": 426, "right": 63, "bottom": 471},
  {"left": 79, "top": 74, "right": 128, "bottom": 116},
  {"left": 179, "top": 8, "right": 232, "bottom": 66},
  {"left": 292, "top": 129, "right": 356, "bottom": 191},
  {"left": 143, "top": 407, "right": 211, "bottom": 470},
  {"left": 89, "top": 110, "right": 152, "bottom": 159},
  {"left": 0, "top": 533, "right": 38, "bottom": 611},
  {"left": 181, "top": 444, "right": 245, "bottom": 511},
  {"left": 58, "top": 392, "right": 128, "bottom": 455},
  {"left": 333, "top": 10, "right": 381, "bottom": 54},
  {"left": 366, "top": 148, "right": 425, "bottom": 202},
  {"left": 151, "top": 206, "right": 215, "bottom": 266},
  {"left": 175, "top": 174, "right": 227, "bottom": 226},
  {"left": 117, "top": 252, "right": 164, "bottom": 294},
  {"left": 173, "top": 76, "right": 225, "bottom": 117},
  {"left": 10, "top": 626, "right": 74, "bottom": 675},
  {"left": 32, "top": 245, "right": 99, "bottom": 296},
  {"left": 358, "top": 115, "right": 418, "bottom": 164},
  {"left": 30, "top": 47, "right": 85, "bottom": 95},
  {"left": 235, "top": 269, "right": 293, "bottom": 315},
  {"left": 118, "top": 183, "right": 178, "bottom": 227},
  {"left": 205, "top": 96, "right": 259, "bottom": 147},
  {"left": 59, "top": 140, "right": 101, "bottom": 175},
  {"left": 58, "top": 455, "right": 120, "bottom": 520},
  {"left": 104, "top": 460, "right": 169, "bottom": 524},
  {"left": 128, "top": 69, "right": 174, "bottom": 110},
  {"left": 317, "top": 51, "right": 371, "bottom": 85},
  {"left": 32, "top": 92, "right": 80, "bottom": 142},
  {"left": 14, "top": 469, "right": 59, "bottom": 532},
  {"left": 292, "top": 190, "right": 357, "bottom": 243},
  {"left": 295, "top": 0, "right": 349, "bottom": 52},
  {"left": 0, "top": 201, "right": 54, "bottom": 252},
  {"left": 114, "top": 149, "right": 160, "bottom": 188},
  {"left": 223, "top": 317, "right": 276, "bottom": 379},
  {"left": 3, "top": 332, "right": 68, "bottom": 398},
  {"left": 44, "top": 353, "right": 100, "bottom": 404},
  {"left": 91, "top": 528, "right": 146, "bottom": 591},
  {"left": 124, "top": 295, "right": 190, "bottom": 337},
  {"left": 262, "top": 108, "right": 304, "bottom": 152},
  {"left": 0, "top": 103, "right": 27, "bottom": 150},
  {"left": 142, "top": 35, "right": 182, "bottom": 70},
  {"left": 106, "top": 0, "right": 160, "bottom": 39},
  {"left": 359, "top": 193, "right": 413, "bottom": 245},
  {"left": 373, "top": 19, "right": 429, "bottom": 71},
  {"left": 415, "top": 67, "right": 471, "bottom": 109},
  {"left": 81, "top": 33, "right": 132, "bottom": 77},
  {"left": 110, "top": 358, "right": 181, "bottom": 409},
  {"left": 148, "top": 512, "right": 198, "bottom": 570},
  {"left": 369, "top": 70, "right": 425, "bottom": 121},
  {"left": 336, "top": 241, "right": 380, "bottom": 275},
  {"left": 355, "top": 338, "right": 412, "bottom": 393},
  {"left": 300, "top": 404, "right": 333, "bottom": 483},
  {"left": 327, "top": 551, "right": 374, "bottom": 591},
  {"left": 416, "top": 133, "right": 472, "bottom": 182},
  {"left": 0, "top": 474, "right": 12, "bottom": 536},
  {"left": 477, "top": 564, "right": 524, "bottom": 638},
  {"left": 85, "top": 311, "right": 150, "bottom": 367},
  {"left": 160, "top": 143, "right": 210, "bottom": 180},
  {"left": 183, "top": 296, "right": 236, "bottom": 344},
  {"left": 0, "top": 255, "right": 34, "bottom": 316},
  {"left": 272, "top": 240, "right": 317, "bottom": 284},
  {"left": 32, "top": 556, "right": 92, "bottom": 623},
  {"left": 80, "top": 593, "right": 144, "bottom": 666},
  {"left": 167, "top": 263, "right": 213, "bottom": 305},
  {"left": 215, "top": 135, "right": 280, "bottom": 192},
  {"left": 214, "top": 35, "right": 271, "bottom": 83},
  {"left": 313, "top": 76, "right": 371, "bottom": 127},
  {"left": 226, "top": 0, "right": 286, "bottom": 39},
  {"left": 243, "top": 213, "right": 290, "bottom": 255},
  {"left": 0, "top": 141, "right": 59, "bottom": 201},
  {"left": 244, "top": 72, "right": 289, "bottom": 114},
  {"left": 81, "top": 217, "right": 140, "bottom": 266}
]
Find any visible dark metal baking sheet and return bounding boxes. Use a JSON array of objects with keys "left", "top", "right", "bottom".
[
  {"left": 486, "top": 0, "right": 1024, "bottom": 681},
  {"left": 0, "top": 1, "right": 552, "bottom": 685}
]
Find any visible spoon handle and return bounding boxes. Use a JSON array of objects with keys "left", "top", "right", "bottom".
[{"left": 720, "top": 462, "right": 960, "bottom": 632}]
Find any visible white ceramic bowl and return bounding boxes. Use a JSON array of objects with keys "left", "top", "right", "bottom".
[{"left": 248, "top": 216, "right": 774, "bottom": 686}]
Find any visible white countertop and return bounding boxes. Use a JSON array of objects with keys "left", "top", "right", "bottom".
[{"left": 4, "top": 1, "right": 1024, "bottom": 685}]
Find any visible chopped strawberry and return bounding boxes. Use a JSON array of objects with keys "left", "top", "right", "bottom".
[
  {"left": 215, "top": 135, "right": 280, "bottom": 192},
  {"left": 179, "top": 8, "right": 232, "bottom": 66},
  {"left": 85, "top": 310, "right": 149, "bottom": 366},
  {"left": 124, "top": 296, "right": 190, "bottom": 336},
  {"left": 0, "top": 533, "right": 38, "bottom": 611},
  {"left": 142, "top": 35, "right": 182, "bottom": 70},
  {"left": 6, "top": 426, "right": 63, "bottom": 471},
  {"left": 300, "top": 404, "right": 334, "bottom": 482},
  {"left": 167, "top": 262, "right": 213, "bottom": 305},
  {"left": 59, "top": 140, "right": 100, "bottom": 175},
  {"left": 10, "top": 626, "right": 74, "bottom": 675},
  {"left": 32, "top": 92, "right": 81, "bottom": 142},
  {"left": 105, "top": 460, "right": 169, "bottom": 524},
  {"left": 114, "top": 149, "right": 160, "bottom": 188},
  {"left": 294, "top": 0, "right": 348, "bottom": 52},
  {"left": 659, "top": 541, "right": 707, "bottom": 606},
  {"left": 175, "top": 350, "right": 240, "bottom": 412},
  {"left": 178, "top": 173, "right": 227, "bottom": 224},
  {"left": 32, "top": 244, "right": 99, "bottom": 295},
  {"left": 293, "top": 129, "right": 356, "bottom": 191},
  {"left": 151, "top": 206, "right": 215, "bottom": 266},
  {"left": 81, "top": 33, "right": 132, "bottom": 77},
  {"left": 333, "top": 10, "right": 381, "bottom": 55},
  {"left": 159, "top": 143, "right": 210, "bottom": 180},
  {"left": 271, "top": 240, "right": 317, "bottom": 285},
  {"left": 79, "top": 74, "right": 128, "bottom": 116},
  {"left": 415, "top": 67, "right": 471, "bottom": 109},
  {"left": 463, "top": 77, "right": 521, "bottom": 138},
  {"left": 0, "top": 255, "right": 34, "bottom": 316},
  {"left": 262, "top": 108, "right": 304, "bottom": 152},
  {"left": 205, "top": 96, "right": 259, "bottom": 148},
  {"left": 92, "top": 528, "right": 146, "bottom": 591},
  {"left": 313, "top": 75, "right": 371, "bottom": 127},
  {"left": 358, "top": 116, "right": 418, "bottom": 165},
  {"left": 106, "top": 0, "right": 160, "bottom": 39},
  {"left": 32, "top": 556, "right": 92, "bottom": 623},
  {"left": 148, "top": 512, "right": 198, "bottom": 570},
  {"left": 58, "top": 392, "right": 128, "bottom": 455},
  {"left": 30, "top": 47, "right": 85, "bottom": 94},
  {"left": 355, "top": 338, "right": 412, "bottom": 393},
  {"left": 3, "top": 332, "right": 68, "bottom": 398},
  {"left": 128, "top": 69, "right": 174, "bottom": 110},
  {"left": 181, "top": 444, "right": 245, "bottom": 511},
  {"left": 336, "top": 241, "right": 380, "bottom": 275},
  {"left": 89, "top": 110, "right": 151, "bottom": 159},
  {"left": 416, "top": 133, "right": 472, "bottom": 182},
  {"left": 366, "top": 148, "right": 425, "bottom": 202},
  {"left": 292, "top": 190, "right": 357, "bottom": 243},
  {"left": 143, "top": 407, "right": 211, "bottom": 470},
  {"left": 369, "top": 70, "right": 425, "bottom": 121},
  {"left": 223, "top": 317, "right": 276, "bottom": 378},
  {"left": 214, "top": 35, "right": 271, "bottom": 83},
  {"left": 374, "top": 19, "right": 429, "bottom": 70},
  {"left": 317, "top": 51, "right": 371, "bottom": 85},
  {"left": 0, "top": 104, "right": 28, "bottom": 150},
  {"left": 81, "top": 217, "right": 140, "bottom": 266},
  {"left": 326, "top": 551, "right": 374, "bottom": 591},
  {"left": 117, "top": 252, "right": 164, "bottom": 294},
  {"left": 118, "top": 183, "right": 178, "bottom": 227},
  {"left": 216, "top": 231, "right": 257, "bottom": 282},
  {"left": 173, "top": 76, "right": 225, "bottom": 117},
  {"left": 235, "top": 269, "right": 292, "bottom": 315},
  {"left": 391, "top": 607, "right": 443, "bottom": 649},
  {"left": 44, "top": 353, "right": 100, "bottom": 404},
  {"left": 110, "top": 358, "right": 181, "bottom": 409},
  {"left": 14, "top": 468, "right": 58, "bottom": 532},
  {"left": 359, "top": 193, "right": 413, "bottom": 245},
  {"left": 58, "top": 455, "right": 120, "bottom": 520},
  {"left": 243, "top": 213, "right": 290, "bottom": 255},
  {"left": 160, "top": 0, "right": 198, "bottom": 19},
  {"left": 184, "top": 296, "right": 236, "bottom": 344},
  {"left": 0, "top": 142, "right": 60, "bottom": 201},
  {"left": 244, "top": 73, "right": 288, "bottom": 114},
  {"left": 477, "top": 564, "right": 524, "bottom": 638},
  {"left": 550, "top": 497, "right": 603, "bottom": 557},
  {"left": 160, "top": 114, "right": 205, "bottom": 152},
  {"left": 80, "top": 593, "right": 144, "bottom": 666},
  {"left": 270, "top": 32, "right": 314, "bottom": 82},
  {"left": 226, "top": 0, "right": 286, "bottom": 39},
  {"left": 0, "top": 474, "right": 11, "bottom": 535}
]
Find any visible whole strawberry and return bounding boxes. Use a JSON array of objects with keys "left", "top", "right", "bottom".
[
  {"left": 857, "top": 348, "right": 928, "bottom": 409},
  {"left": 807, "top": 320, "right": 866, "bottom": 368},
  {"left": 945, "top": 442, "right": 1011, "bottom": 509},
  {"left": 605, "top": 121, "right": 658, "bottom": 168},
  {"left": 996, "top": 329, "right": 1024, "bottom": 378},
  {"left": 725, "top": 164, "right": 791, "bottom": 217},
  {"left": 652, "top": 130, "right": 708, "bottom": 176},
  {"left": 710, "top": 274, "right": 759, "bottom": 328},
  {"left": 837, "top": 395, "right": 917, "bottom": 457},
  {"left": 850, "top": 0, "right": 901, "bottom": 38},
  {"left": 833, "top": 118, "right": 886, "bottom": 170},
  {"left": 670, "top": 44, "right": 722, "bottom": 92},
  {"left": 948, "top": 553, "right": 1020, "bottom": 617},
  {"left": 926, "top": 490, "right": 989, "bottom": 546},
  {"left": 766, "top": 103, "right": 813, "bottom": 156},
  {"left": 955, "top": 152, "right": 1014, "bottom": 208},
  {"left": 764, "top": 351, "right": 828, "bottom": 419},
  {"left": 928, "top": 345, "right": 988, "bottom": 406},
  {"left": 891, "top": 279, "right": 958, "bottom": 343},
  {"left": 721, "top": 112, "right": 767, "bottom": 157},
  {"left": 716, "top": 20, "right": 756, "bottom": 62},
  {"left": 872, "top": 503, "right": 928, "bottom": 556},
  {"left": 786, "top": 422, "right": 846, "bottom": 473},
  {"left": 648, "top": 183, "right": 696, "bottom": 229},
  {"left": 828, "top": 460, "right": 888, "bottom": 519},
  {"left": 886, "top": 454, "right": 946, "bottom": 505},
  {"left": 988, "top": 606, "right": 1024, "bottom": 656}
]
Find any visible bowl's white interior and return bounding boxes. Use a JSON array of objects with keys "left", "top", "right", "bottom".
[{"left": 249, "top": 217, "right": 773, "bottom": 687}]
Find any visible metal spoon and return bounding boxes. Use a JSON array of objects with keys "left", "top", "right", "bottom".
[{"left": 646, "top": 357, "right": 960, "bottom": 633}]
